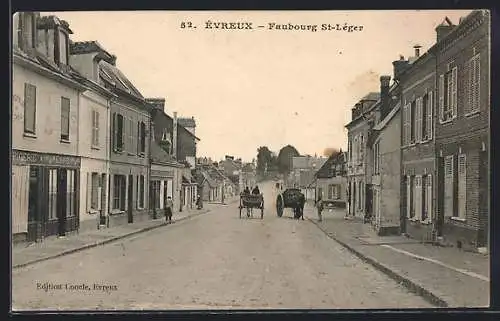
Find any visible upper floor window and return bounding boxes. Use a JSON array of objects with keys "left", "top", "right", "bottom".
[
  {"left": 23, "top": 83, "right": 37, "bottom": 135},
  {"left": 112, "top": 113, "right": 124, "bottom": 152},
  {"left": 439, "top": 63, "right": 458, "bottom": 122},
  {"left": 410, "top": 99, "right": 416, "bottom": 143},
  {"left": 422, "top": 90, "right": 433, "bottom": 141},
  {"left": 60, "top": 97, "right": 70, "bottom": 141},
  {"left": 58, "top": 29, "right": 68, "bottom": 65},
  {"left": 373, "top": 141, "right": 380, "bottom": 174},
  {"left": 465, "top": 53, "right": 481, "bottom": 115},
  {"left": 138, "top": 121, "right": 146, "bottom": 155},
  {"left": 91, "top": 109, "right": 100, "bottom": 147}
]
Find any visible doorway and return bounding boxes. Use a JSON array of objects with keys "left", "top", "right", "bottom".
[
  {"left": 27, "top": 166, "right": 40, "bottom": 241},
  {"left": 56, "top": 168, "right": 68, "bottom": 236},
  {"left": 128, "top": 175, "right": 134, "bottom": 223}
]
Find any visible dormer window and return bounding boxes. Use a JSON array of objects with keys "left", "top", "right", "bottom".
[{"left": 55, "top": 27, "right": 69, "bottom": 66}]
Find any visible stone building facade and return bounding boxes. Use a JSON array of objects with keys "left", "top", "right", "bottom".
[{"left": 12, "top": 13, "right": 85, "bottom": 242}]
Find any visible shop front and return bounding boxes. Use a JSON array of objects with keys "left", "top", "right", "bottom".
[{"left": 12, "top": 150, "right": 80, "bottom": 243}]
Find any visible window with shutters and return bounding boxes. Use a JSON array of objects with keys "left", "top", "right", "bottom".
[
  {"left": 414, "top": 175, "right": 422, "bottom": 220},
  {"left": 457, "top": 154, "right": 466, "bottom": 219},
  {"left": 415, "top": 98, "right": 422, "bottom": 143},
  {"left": 426, "top": 91, "right": 433, "bottom": 140},
  {"left": 91, "top": 110, "right": 100, "bottom": 147},
  {"left": 138, "top": 121, "right": 146, "bottom": 155},
  {"left": 113, "top": 175, "right": 126, "bottom": 210},
  {"left": 373, "top": 142, "right": 380, "bottom": 174},
  {"left": 421, "top": 93, "right": 429, "bottom": 141},
  {"left": 444, "top": 155, "right": 454, "bottom": 218},
  {"left": 60, "top": 97, "right": 70, "bottom": 141},
  {"left": 410, "top": 100, "right": 416, "bottom": 144},
  {"left": 328, "top": 184, "right": 334, "bottom": 199},
  {"left": 465, "top": 53, "right": 481, "bottom": 115},
  {"left": 439, "top": 64, "right": 457, "bottom": 122},
  {"left": 403, "top": 101, "right": 411, "bottom": 146},
  {"left": 359, "top": 135, "right": 364, "bottom": 162},
  {"left": 406, "top": 175, "right": 412, "bottom": 218},
  {"left": 24, "top": 83, "right": 37, "bottom": 134},
  {"left": 128, "top": 118, "right": 135, "bottom": 155},
  {"left": 114, "top": 113, "right": 124, "bottom": 152}
]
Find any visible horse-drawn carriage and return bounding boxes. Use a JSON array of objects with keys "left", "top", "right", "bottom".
[
  {"left": 239, "top": 193, "right": 264, "bottom": 219},
  {"left": 276, "top": 188, "right": 306, "bottom": 219}
]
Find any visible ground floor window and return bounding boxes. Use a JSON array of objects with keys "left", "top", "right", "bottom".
[
  {"left": 138, "top": 175, "right": 145, "bottom": 209},
  {"left": 48, "top": 169, "right": 58, "bottom": 220},
  {"left": 113, "top": 174, "right": 126, "bottom": 210},
  {"left": 66, "top": 169, "right": 76, "bottom": 217},
  {"left": 90, "top": 172, "right": 101, "bottom": 210},
  {"left": 151, "top": 180, "right": 161, "bottom": 209}
]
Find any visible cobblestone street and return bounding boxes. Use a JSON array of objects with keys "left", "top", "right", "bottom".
[{"left": 12, "top": 183, "right": 430, "bottom": 310}]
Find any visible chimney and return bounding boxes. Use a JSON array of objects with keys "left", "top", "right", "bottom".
[
  {"left": 435, "top": 17, "right": 455, "bottom": 42},
  {"left": 146, "top": 98, "right": 165, "bottom": 112},
  {"left": 413, "top": 44, "right": 422, "bottom": 58},
  {"left": 173, "top": 112, "right": 178, "bottom": 159},
  {"left": 392, "top": 56, "right": 410, "bottom": 81},
  {"left": 380, "top": 75, "right": 391, "bottom": 119}
]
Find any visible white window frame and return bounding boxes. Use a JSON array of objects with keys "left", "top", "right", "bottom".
[
  {"left": 415, "top": 97, "right": 423, "bottom": 143},
  {"left": 425, "top": 90, "right": 433, "bottom": 141},
  {"left": 406, "top": 175, "right": 412, "bottom": 219},
  {"left": 424, "top": 174, "right": 433, "bottom": 223},
  {"left": 414, "top": 175, "right": 422, "bottom": 221},
  {"left": 439, "top": 64, "right": 458, "bottom": 123}
]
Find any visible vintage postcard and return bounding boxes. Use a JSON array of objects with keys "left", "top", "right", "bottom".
[{"left": 11, "top": 10, "right": 490, "bottom": 311}]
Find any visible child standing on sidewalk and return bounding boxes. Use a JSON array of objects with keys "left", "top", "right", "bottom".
[
  {"left": 316, "top": 196, "right": 324, "bottom": 222},
  {"left": 165, "top": 196, "right": 173, "bottom": 223}
]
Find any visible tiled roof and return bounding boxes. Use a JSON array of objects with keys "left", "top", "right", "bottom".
[
  {"left": 177, "top": 117, "right": 196, "bottom": 128},
  {"left": 38, "top": 15, "right": 73, "bottom": 34},
  {"left": 150, "top": 141, "right": 179, "bottom": 165},
  {"left": 99, "top": 60, "right": 144, "bottom": 100},
  {"left": 70, "top": 41, "right": 116, "bottom": 63},
  {"left": 315, "top": 152, "right": 347, "bottom": 179}
]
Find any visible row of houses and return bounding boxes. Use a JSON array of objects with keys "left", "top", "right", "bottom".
[
  {"left": 11, "top": 12, "right": 202, "bottom": 243},
  {"left": 195, "top": 156, "right": 257, "bottom": 203},
  {"left": 343, "top": 10, "right": 490, "bottom": 252}
]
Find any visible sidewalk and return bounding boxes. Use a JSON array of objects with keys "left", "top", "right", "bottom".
[
  {"left": 12, "top": 204, "right": 218, "bottom": 269},
  {"left": 305, "top": 206, "right": 490, "bottom": 308}
]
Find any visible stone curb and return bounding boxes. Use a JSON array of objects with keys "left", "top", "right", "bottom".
[
  {"left": 308, "top": 218, "right": 450, "bottom": 308},
  {"left": 13, "top": 208, "right": 211, "bottom": 270}
]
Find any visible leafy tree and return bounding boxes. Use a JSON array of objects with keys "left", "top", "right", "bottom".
[
  {"left": 256, "top": 146, "right": 273, "bottom": 174},
  {"left": 277, "top": 145, "right": 300, "bottom": 174}
]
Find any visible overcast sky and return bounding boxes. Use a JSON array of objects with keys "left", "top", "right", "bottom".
[{"left": 46, "top": 10, "right": 471, "bottom": 162}]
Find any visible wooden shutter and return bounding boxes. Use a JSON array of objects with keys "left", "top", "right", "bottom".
[
  {"left": 86, "top": 172, "right": 91, "bottom": 212},
  {"left": 24, "top": 83, "right": 37, "bottom": 133},
  {"left": 95, "top": 111, "right": 100, "bottom": 146},
  {"left": 12, "top": 165, "right": 29, "bottom": 234},
  {"left": 427, "top": 91, "right": 433, "bottom": 140},
  {"left": 137, "top": 121, "right": 141, "bottom": 154},
  {"left": 112, "top": 113, "right": 117, "bottom": 150},
  {"left": 473, "top": 55, "right": 480, "bottom": 113},
  {"left": 458, "top": 154, "right": 467, "bottom": 219},
  {"left": 406, "top": 176, "right": 411, "bottom": 218},
  {"left": 464, "top": 59, "right": 471, "bottom": 115},
  {"left": 427, "top": 174, "right": 433, "bottom": 221},
  {"left": 439, "top": 75, "right": 444, "bottom": 121},
  {"left": 405, "top": 103, "right": 411, "bottom": 145},
  {"left": 444, "top": 155, "right": 454, "bottom": 217},
  {"left": 451, "top": 67, "right": 458, "bottom": 118},
  {"left": 61, "top": 97, "right": 70, "bottom": 139},
  {"left": 415, "top": 176, "right": 422, "bottom": 220},
  {"left": 416, "top": 98, "right": 422, "bottom": 142}
]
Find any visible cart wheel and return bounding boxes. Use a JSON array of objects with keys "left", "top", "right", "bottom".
[
  {"left": 261, "top": 207, "right": 264, "bottom": 219},
  {"left": 247, "top": 208, "right": 250, "bottom": 218},
  {"left": 239, "top": 206, "right": 242, "bottom": 219}
]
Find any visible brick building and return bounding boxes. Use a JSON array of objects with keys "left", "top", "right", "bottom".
[
  {"left": 345, "top": 92, "right": 380, "bottom": 218},
  {"left": 431, "top": 10, "right": 490, "bottom": 251},
  {"left": 397, "top": 44, "right": 437, "bottom": 242}
]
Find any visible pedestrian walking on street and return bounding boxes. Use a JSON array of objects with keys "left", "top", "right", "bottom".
[
  {"left": 316, "top": 196, "right": 324, "bottom": 222},
  {"left": 165, "top": 196, "right": 173, "bottom": 223}
]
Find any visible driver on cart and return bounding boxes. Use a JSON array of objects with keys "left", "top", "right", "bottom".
[
  {"left": 252, "top": 185, "right": 260, "bottom": 195},
  {"left": 243, "top": 186, "right": 250, "bottom": 195}
]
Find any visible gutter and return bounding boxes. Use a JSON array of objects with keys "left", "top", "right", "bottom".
[{"left": 13, "top": 53, "right": 86, "bottom": 92}]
